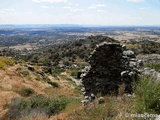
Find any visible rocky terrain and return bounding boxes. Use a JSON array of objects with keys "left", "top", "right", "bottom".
[{"left": 0, "top": 34, "right": 160, "bottom": 120}]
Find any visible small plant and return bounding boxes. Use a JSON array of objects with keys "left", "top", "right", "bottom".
[
  {"left": 34, "top": 65, "right": 40, "bottom": 70},
  {"left": 52, "top": 67, "right": 65, "bottom": 76},
  {"left": 16, "top": 67, "right": 22, "bottom": 71},
  {"left": 19, "top": 88, "right": 34, "bottom": 97},
  {"left": 74, "top": 85, "right": 82, "bottom": 94},
  {"left": 71, "top": 70, "right": 79, "bottom": 76},
  {"left": 47, "top": 81, "right": 59, "bottom": 87},
  {"left": 35, "top": 77, "right": 41, "bottom": 81},
  {"left": 134, "top": 75, "right": 160, "bottom": 114},
  {"left": 17, "top": 59, "right": 25, "bottom": 64},
  {"left": 0, "top": 61, "right": 5, "bottom": 69},
  {"left": 20, "top": 70, "right": 30, "bottom": 77}
]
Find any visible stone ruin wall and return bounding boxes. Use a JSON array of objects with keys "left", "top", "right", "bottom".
[{"left": 80, "top": 42, "right": 143, "bottom": 100}]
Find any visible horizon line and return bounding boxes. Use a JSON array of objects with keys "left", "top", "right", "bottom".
[{"left": 0, "top": 24, "right": 160, "bottom": 27}]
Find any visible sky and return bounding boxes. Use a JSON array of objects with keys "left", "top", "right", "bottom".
[{"left": 0, "top": 0, "right": 160, "bottom": 25}]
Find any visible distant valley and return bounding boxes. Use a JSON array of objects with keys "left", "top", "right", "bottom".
[{"left": 0, "top": 25, "right": 160, "bottom": 120}]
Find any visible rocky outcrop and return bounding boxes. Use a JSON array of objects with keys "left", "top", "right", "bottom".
[
  {"left": 142, "top": 67, "right": 160, "bottom": 81},
  {"left": 136, "top": 54, "right": 160, "bottom": 81},
  {"left": 137, "top": 54, "right": 160, "bottom": 63},
  {"left": 80, "top": 42, "right": 143, "bottom": 100}
]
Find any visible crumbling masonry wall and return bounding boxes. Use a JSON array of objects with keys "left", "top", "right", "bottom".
[{"left": 80, "top": 42, "right": 142, "bottom": 98}]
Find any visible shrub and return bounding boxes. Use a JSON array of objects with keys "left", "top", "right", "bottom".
[
  {"left": 47, "top": 81, "right": 59, "bottom": 88},
  {"left": 134, "top": 75, "right": 160, "bottom": 114},
  {"left": 0, "top": 61, "right": 5, "bottom": 69},
  {"left": 35, "top": 77, "right": 41, "bottom": 81},
  {"left": 34, "top": 65, "right": 40, "bottom": 70},
  {"left": 74, "top": 85, "right": 82, "bottom": 94},
  {"left": 8, "top": 95, "right": 69, "bottom": 119},
  {"left": 16, "top": 67, "right": 22, "bottom": 71},
  {"left": 0, "top": 57, "right": 15, "bottom": 69},
  {"left": 20, "top": 70, "right": 30, "bottom": 77},
  {"left": 71, "top": 70, "right": 79, "bottom": 76},
  {"left": 52, "top": 67, "right": 65, "bottom": 76},
  {"left": 0, "top": 57, "right": 15, "bottom": 66},
  {"left": 17, "top": 59, "right": 25, "bottom": 63},
  {"left": 19, "top": 88, "right": 34, "bottom": 97}
]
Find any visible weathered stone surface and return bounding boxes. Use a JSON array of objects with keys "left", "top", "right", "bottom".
[
  {"left": 157, "top": 73, "right": 160, "bottom": 81},
  {"left": 98, "top": 97, "right": 105, "bottom": 104},
  {"left": 81, "top": 42, "right": 141, "bottom": 99},
  {"left": 142, "top": 67, "right": 160, "bottom": 81},
  {"left": 137, "top": 54, "right": 160, "bottom": 63},
  {"left": 123, "top": 50, "right": 135, "bottom": 58},
  {"left": 27, "top": 65, "right": 35, "bottom": 71},
  {"left": 81, "top": 99, "right": 89, "bottom": 106}
]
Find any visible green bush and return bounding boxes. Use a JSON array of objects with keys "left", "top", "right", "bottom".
[
  {"left": 0, "top": 61, "right": 5, "bottom": 69},
  {"left": 134, "top": 76, "right": 160, "bottom": 114},
  {"left": 47, "top": 81, "right": 59, "bottom": 88},
  {"left": 52, "top": 67, "right": 65, "bottom": 76},
  {"left": 71, "top": 70, "right": 79, "bottom": 76},
  {"left": 19, "top": 88, "right": 34, "bottom": 97},
  {"left": 8, "top": 94, "right": 69, "bottom": 119},
  {"left": 0, "top": 57, "right": 15, "bottom": 69},
  {"left": 0, "top": 57, "right": 15, "bottom": 66}
]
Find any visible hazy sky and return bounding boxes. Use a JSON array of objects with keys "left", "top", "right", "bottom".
[{"left": 0, "top": 0, "right": 160, "bottom": 25}]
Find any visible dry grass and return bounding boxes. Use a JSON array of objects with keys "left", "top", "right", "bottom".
[
  {"left": 2, "top": 62, "right": 157, "bottom": 120},
  {"left": 118, "top": 84, "right": 126, "bottom": 97},
  {"left": 0, "top": 64, "right": 46, "bottom": 118},
  {"left": 0, "top": 62, "right": 83, "bottom": 120},
  {"left": 66, "top": 95, "right": 136, "bottom": 120},
  {"left": 0, "top": 61, "right": 139, "bottom": 120},
  {"left": 125, "top": 43, "right": 140, "bottom": 50}
]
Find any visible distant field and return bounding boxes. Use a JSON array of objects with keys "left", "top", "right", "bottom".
[{"left": 0, "top": 25, "right": 160, "bottom": 48}]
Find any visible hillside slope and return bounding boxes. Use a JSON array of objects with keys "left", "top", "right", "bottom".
[{"left": 0, "top": 58, "right": 83, "bottom": 120}]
